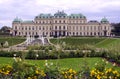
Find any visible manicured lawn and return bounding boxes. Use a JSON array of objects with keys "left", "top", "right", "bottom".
[
  {"left": 0, "top": 37, "right": 25, "bottom": 46},
  {"left": 0, "top": 57, "right": 119, "bottom": 71},
  {"left": 95, "top": 38, "right": 120, "bottom": 48},
  {"left": 50, "top": 37, "right": 106, "bottom": 46},
  {"left": 50, "top": 37, "right": 120, "bottom": 49}
]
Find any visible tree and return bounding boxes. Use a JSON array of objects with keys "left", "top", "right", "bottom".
[
  {"left": 0, "top": 26, "right": 11, "bottom": 33},
  {"left": 111, "top": 23, "right": 120, "bottom": 36}
]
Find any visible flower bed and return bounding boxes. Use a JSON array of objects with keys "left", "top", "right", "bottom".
[{"left": 0, "top": 57, "right": 120, "bottom": 79}]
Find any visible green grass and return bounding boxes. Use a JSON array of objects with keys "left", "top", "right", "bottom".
[
  {"left": 0, "top": 57, "right": 119, "bottom": 71},
  {"left": 50, "top": 37, "right": 106, "bottom": 46},
  {"left": 0, "top": 37, "right": 25, "bottom": 46},
  {"left": 95, "top": 38, "right": 120, "bottom": 48},
  {"left": 50, "top": 37, "right": 120, "bottom": 49}
]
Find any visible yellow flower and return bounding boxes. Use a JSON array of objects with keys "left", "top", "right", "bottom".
[
  {"left": 69, "top": 69, "right": 73, "bottom": 73},
  {"left": 97, "top": 75, "right": 101, "bottom": 79},
  {"left": 35, "top": 70, "right": 39, "bottom": 74},
  {"left": 28, "top": 77, "right": 32, "bottom": 79}
]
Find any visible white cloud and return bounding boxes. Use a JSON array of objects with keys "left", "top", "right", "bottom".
[{"left": 0, "top": 0, "right": 120, "bottom": 27}]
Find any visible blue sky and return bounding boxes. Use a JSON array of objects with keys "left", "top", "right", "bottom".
[{"left": 0, "top": 0, "right": 120, "bottom": 28}]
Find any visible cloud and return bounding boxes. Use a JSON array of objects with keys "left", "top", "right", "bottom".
[{"left": 0, "top": 0, "right": 120, "bottom": 28}]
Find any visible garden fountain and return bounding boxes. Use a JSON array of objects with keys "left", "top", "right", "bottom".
[{"left": 24, "top": 35, "right": 48, "bottom": 46}]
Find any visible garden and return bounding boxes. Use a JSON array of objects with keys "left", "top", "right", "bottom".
[{"left": 0, "top": 37, "right": 120, "bottom": 79}]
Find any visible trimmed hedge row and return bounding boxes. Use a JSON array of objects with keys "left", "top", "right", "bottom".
[{"left": 0, "top": 48, "right": 120, "bottom": 64}]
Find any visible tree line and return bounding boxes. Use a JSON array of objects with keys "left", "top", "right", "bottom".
[{"left": 111, "top": 23, "right": 120, "bottom": 36}]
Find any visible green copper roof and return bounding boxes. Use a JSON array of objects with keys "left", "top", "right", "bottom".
[
  {"left": 22, "top": 20, "right": 33, "bottom": 23},
  {"left": 54, "top": 11, "right": 67, "bottom": 18},
  {"left": 101, "top": 17, "right": 109, "bottom": 23},
  {"left": 69, "top": 13, "right": 86, "bottom": 18},
  {"left": 13, "top": 17, "right": 22, "bottom": 22},
  {"left": 37, "top": 13, "right": 52, "bottom": 18}
]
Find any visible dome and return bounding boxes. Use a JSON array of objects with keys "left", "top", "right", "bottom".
[
  {"left": 101, "top": 17, "right": 109, "bottom": 23},
  {"left": 13, "top": 17, "right": 22, "bottom": 22},
  {"left": 54, "top": 10, "right": 67, "bottom": 18}
]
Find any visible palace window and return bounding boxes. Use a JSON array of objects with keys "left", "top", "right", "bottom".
[
  {"left": 80, "top": 32, "right": 82, "bottom": 35},
  {"left": 22, "top": 27, "right": 23, "bottom": 30},
  {"left": 19, "top": 32, "right": 21, "bottom": 35},
  {"left": 43, "top": 27, "right": 44, "bottom": 30},
  {"left": 43, "top": 21, "right": 45, "bottom": 24},
  {"left": 87, "top": 32, "right": 89, "bottom": 36},
  {"left": 90, "top": 32, "right": 92, "bottom": 36},
  {"left": 59, "top": 26, "right": 61, "bottom": 30},
  {"left": 63, "top": 26, "right": 65, "bottom": 30},
  {"left": 91, "top": 26, "right": 92, "bottom": 30},
  {"left": 39, "top": 27, "right": 41, "bottom": 30},
  {"left": 59, "top": 20, "right": 61, "bottom": 23},
  {"left": 25, "top": 32, "right": 27, "bottom": 35},
  {"left": 55, "top": 21, "right": 57, "bottom": 23},
  {"left": 50, "top": 27, "right": 51, "bottom": 30},
  {"left": 104, "top": 26, "right": 106, "bottom": 30},
  {"left": 32, "top": 27, "right": 34, "bottom": 30},
  {"left": 46, "top": 32, "right": 48, "bottom": 35},
  {"left": 73, "top": 32, "right": 75, "bottom": 35},
  {"left": 36, "top": 32, "right": 37, "bottom": 35},
  {"left": 63, "top": 20, "right": 65, "bottom": 23},
  {"left": 15, "top": 26, "right": 17, "bottom": 30},
  {"left": 29, "top": 32, "right": 31, "bottom": 35},
  {"left": 43, "top": 32, "right": 44, "bottom": 36},
  {"left": 29, "top": 27, "right": 31, "bottom": 30},
  {"left": 94, "top": 26, "right": 96, "bottom": 30},
  {"left": 55, "top": 26, "right": 57, "bottom": 30},
  {"left": 32, "top": 32, "right": 34, "bottom": 35},
  {"left": 36, "top": 26, "right": 37, "bottom": 30},
  {"left": 76, "top": 32, "right": 78, "bottom": 35},
  {"left": 25, "top": 27, "right": 27, "bottom": 30},
  {"left": 84, "top": 26, "right": 85, "bottom": 30},
  {"left": 94, "top": 32, "right": 96, "bottom": 35}
]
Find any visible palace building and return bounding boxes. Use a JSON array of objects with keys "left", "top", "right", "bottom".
[{"left": 12, "top": 11, "right": 111, "bottom": 37}]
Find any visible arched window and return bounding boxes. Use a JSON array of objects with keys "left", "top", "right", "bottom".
[
  {"left": 87, "top": 32, "right": 89, "bottom": 36},
  {"left": 29, "top": 32, "right": 31, "bottom": 35},
  {"left": 32, "top": 32, "right": 34, "bottom": 35},
  {"left": 25, "top": 27, "right": 27, "bottom": 30},
  {"left": 63, "top": 26, "right": 65, "bottom": 30},
  {"left": 32, "top": 27, "right": 34, "bottom": 30},
  {"left": 36, "top": 32, "right": 38, "bottom": 35},
  {"left": 73, "top": 32, "right": 75, "bottom": 35},
  {"left": 59, "top": 20, "right": 61, "bottom": 23},
  {"left": 43, "top": 27, "right": 44, "bottom": 30},
  {"left": 43, "top": 21, "right": 44, "bottom": 24},
  {"left": 15, "top": 26, "right": 17, "bottom": 30},
  {"left": 29, "top": 27, "right": 31, "bottom": 30},
  {"left": 94, "top": 32, "right": 96, "bottom": 35},
  {"left": 22, "top": 27, "right": 23, "bottom": 30},
  {"left": 76, "top": 32, "right": 78, "bottom": 35},
  {"left": 39, "top": 27, "right": 41, "bottom": 30},
  {"left": 90, "top": 32, "right": 92, "bottom": 36},
  {"left": 19, "top": 32, "right": 20, "bottom": 35},
  {"left": 25, "top": 32, "right": 27, "bottom": 35},
  {"left": 104, "top": 26, "right": 106, "bottom": 30},
  {"left": 63, "top": 20, "right": 65, "bottom": 23},
  {"left": 55, "top": 20, "right": 57, "bottom": 23},
  {"left": 55, "top": 26, "right": 57, "bottom": 30},
  {"left": 59, "top": 26, "right": 61, "bottom": 30}
]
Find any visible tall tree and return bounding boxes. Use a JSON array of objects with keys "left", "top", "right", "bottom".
[{"left": 111, "top": 23, "right": 120, "bottom": 36}]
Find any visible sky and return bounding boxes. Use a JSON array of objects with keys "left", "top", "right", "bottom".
[{"left": 0, "top": 0, "right": 120, "bottom": 28}]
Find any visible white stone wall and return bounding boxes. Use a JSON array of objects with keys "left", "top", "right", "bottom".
[{"left": 12, "top": 17, "right": 111, "bottom": 37}]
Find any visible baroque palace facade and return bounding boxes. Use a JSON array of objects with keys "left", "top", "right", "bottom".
[{"left": 12, "top": 11, "right": 111, "bottom": 37}]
